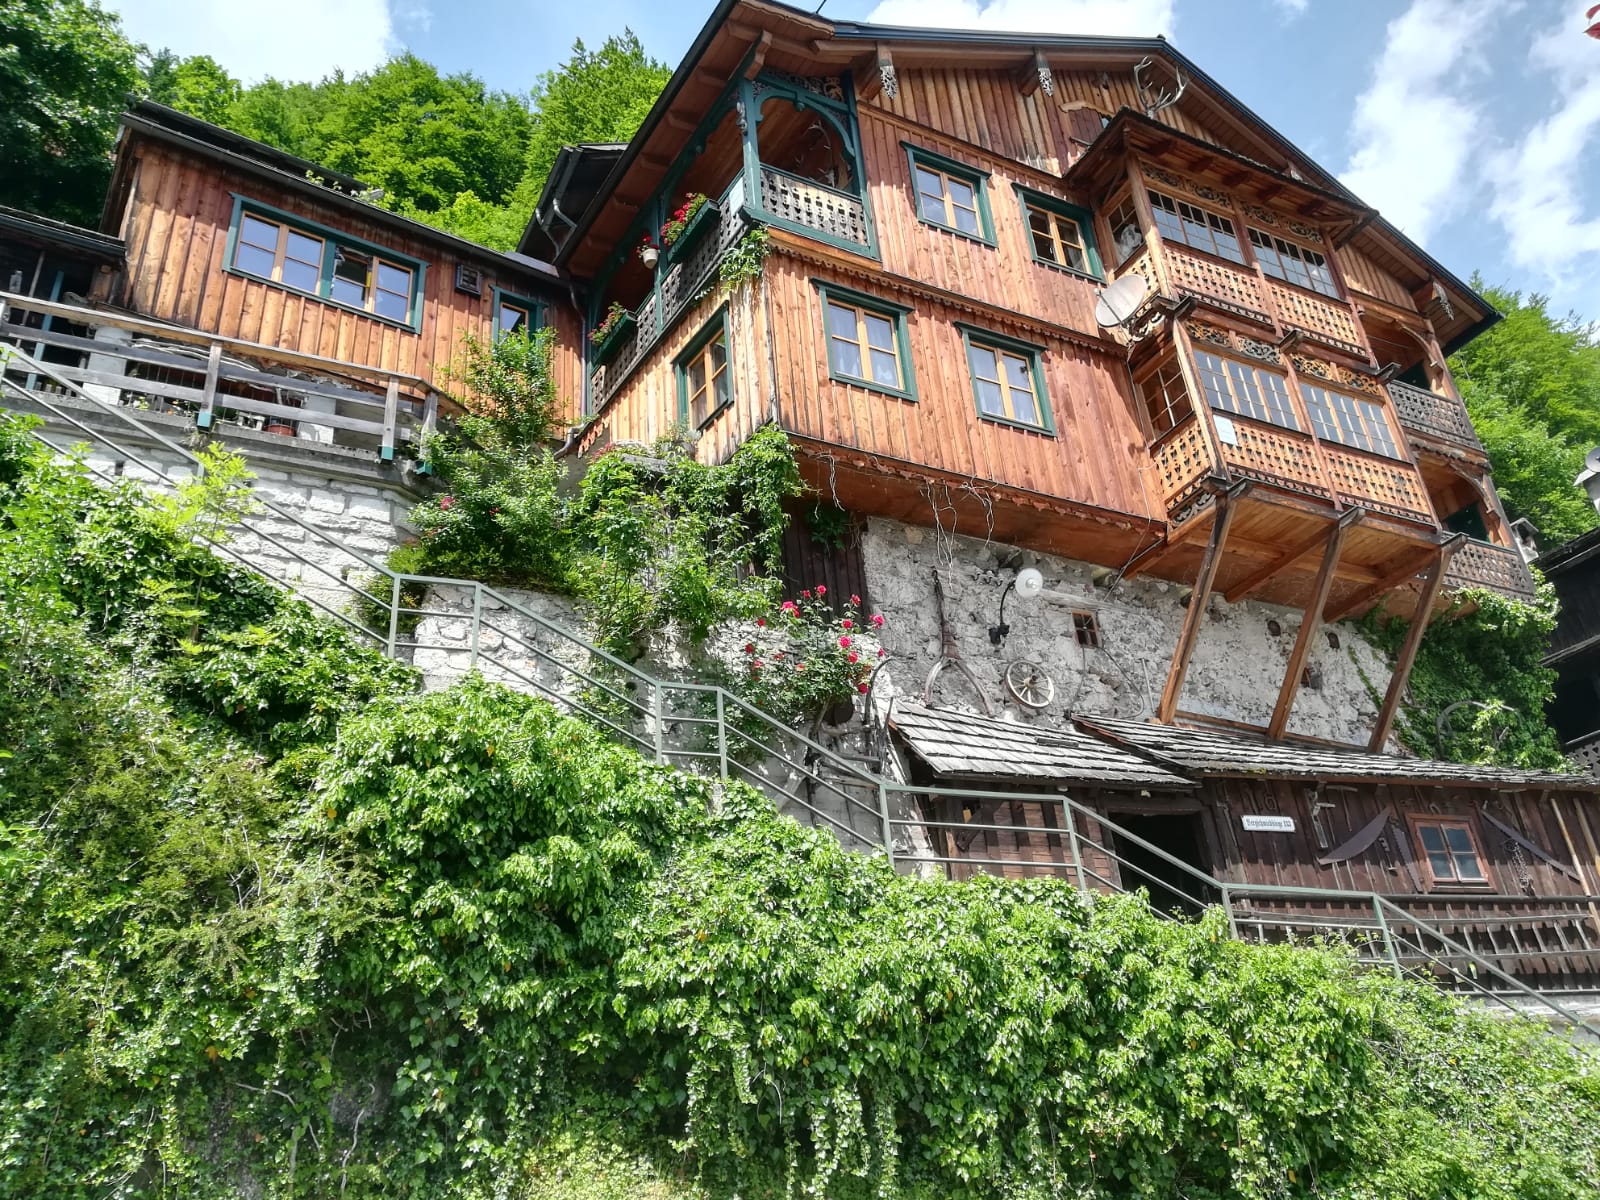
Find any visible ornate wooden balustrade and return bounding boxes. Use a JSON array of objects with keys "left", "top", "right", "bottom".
[
  {"left": 758, "top": 166, "right": 871, "bottom": 249},
  {"left": 1443, "top": 537, "right": 1538, "bottom": 601},
  {"left": 1163, "top": 245, "right": 1272, "bottom": 325},
  {"left": 1150, "top": 418, "right": 1214, "bottom": 511},
  {"left": 1387, "top": 379, "right": 1484, "bottom": 451},
  {"left": 1217, "top": 418, "right": 1331, "bottom": 500},
  {"left": 1320, "top": 445, "right": 1434, "bottom": 523},
  {"left": 1266, "top": 281, "right": 1365, "bottom": 358}
]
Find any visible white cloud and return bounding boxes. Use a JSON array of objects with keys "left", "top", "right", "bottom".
[
  {"left": 862, "top": 0, "right": 1176, "bottom": 37},
  {"left": 1339, "top": 0, "right": 1503, "bottom": 241},
  {"left": 106, "top": 0, "right": 395, "bottom": 83},
  {"left": 1484, "top": 6, "right": 1600, "bottom": 314},
  {"left": 1272, "top": 0, "right": 1309, "bottom": 14}
]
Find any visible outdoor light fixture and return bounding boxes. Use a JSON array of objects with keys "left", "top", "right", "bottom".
[
  {"left": 988, "top": 567, "right": 1044, "bottom": 645},
  {"left": 640, "top": 245, "right": 660, "bottom": 269}
]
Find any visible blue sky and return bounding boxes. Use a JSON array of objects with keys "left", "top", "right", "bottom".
[{"left": 105, "top": 0, "right": 1600, "bottom": 323}]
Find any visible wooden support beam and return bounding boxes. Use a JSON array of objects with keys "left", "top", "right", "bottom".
[
  {"left": 1224, "top": 514, "right": 1354, "bottom": 603},
  {"left": 1157, "top": 483, "right": 1247, "bottom": 723},
  {"left": 1016, "top": 49, "right": 1053, "bottom": 97},
  {"left": 742, "top": 31, "right": 773, "bottom": 79},
  {"left": 853, "top": 44, "right": 896, "bottom": 102},
  {"left": 1368, "top": 536, "right": 1464, "bottom": 751},
  {"left": 1267, "top": 511, "right": 1360, "bottom": 738},
  {"left": 1323, "top": 538, "right": 1447, "bottom": 624}
]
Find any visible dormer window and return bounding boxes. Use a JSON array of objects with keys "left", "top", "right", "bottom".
[
  {"left": 1249, "top": 229, "right": 1339, "bottom": 298},
  {"left": 1147, "top": 190, "right": 1244, "bottom": 264}
]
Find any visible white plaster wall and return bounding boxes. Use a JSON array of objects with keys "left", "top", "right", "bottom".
[{"left": 856, "top": 518, "right": 1396, "bottom": 748}]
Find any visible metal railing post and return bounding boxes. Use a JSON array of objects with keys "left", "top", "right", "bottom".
[
  {"left": 1373, "top": 895, "right": 1403, "bottom": 978},
  {"left": 1062, "top": 799, "right": 1090, "bottom": 894},
  {"left": 1221, "top": 885, "right": 1238, "bottom": 940},
  {"left": 877, "top": 780, "right": 894, "bottom": 865},
  {"left": 386, "top": 574, "right": 401, "bottom": 658},
  {"left": 716, "top": 690, "right": 729, "bottom": 781},
  {"left": 652, "top": 683, "right": 666, "bottom": 765},
  {"left": 469, "top": 583, "right": 482, "bottom": 671}
]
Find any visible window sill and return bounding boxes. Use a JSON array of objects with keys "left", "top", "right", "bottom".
[
  {"left": 692, "top": 398, "right": 734, "bottom": 431},
  {"left": 1030, "top": 256, "right": 1102, "bottom": 284},
  {"left": 828, "top": 373, "right": 916, "bottom": 403},
  {"left": 917, "top": 217, "right": 997, "bottom": 249},
  {"left": 223, "top": 266, "right": 422, "bottom": 334},
  {"left": 978, "top": 412, "right": 1054, "bottom": 437}
]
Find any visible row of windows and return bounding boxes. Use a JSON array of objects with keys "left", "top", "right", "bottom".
[
  {"left": 675, "top": 285, "right": 1055, "bottom": 434},
  {"left": 1147, "top": 188, "right": 1340, "bottom": 298},
  {"left": 903, "top": 144, "right": 1101, "bottom": 278},
  {"left": 227, "top": 197, "right": 541, "bottom": 338},
  {"left": 1138, "top": 349, "right": 1403, "bottom": 459}
]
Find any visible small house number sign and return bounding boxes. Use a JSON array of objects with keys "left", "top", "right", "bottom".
[{"left": 1241, "top": 814, "right": 1295, "bottom": 833}]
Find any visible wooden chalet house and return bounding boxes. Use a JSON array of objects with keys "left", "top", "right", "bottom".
[{"left": 530, "top": 0, "right": 1536, "bottom": 755}]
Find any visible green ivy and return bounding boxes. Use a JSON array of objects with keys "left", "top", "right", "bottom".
[
  {"left": 717, "top": 226, "right": 770, "bottom": 291},
  {"left": 1356, "top": 582, "right": 1566, "bottom": 769}
]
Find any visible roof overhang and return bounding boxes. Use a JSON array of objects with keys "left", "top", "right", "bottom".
[
  {"left": 108, "top": 101, "right": 564, "bottom": 289},
  {"left": 0, "top": 204, "right": 124, "bottom": 262}
]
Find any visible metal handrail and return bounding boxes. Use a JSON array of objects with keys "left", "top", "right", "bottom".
[{"left": 4, "top": 336, "right": 1593, "bottom": 1033}]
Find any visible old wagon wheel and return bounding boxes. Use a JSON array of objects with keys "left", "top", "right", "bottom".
[{"left": 1004, "top": 659, "right": 1055, "bottom": 710}]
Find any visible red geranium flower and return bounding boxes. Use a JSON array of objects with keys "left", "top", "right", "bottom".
[
  {"left": 440, "top": 495, "right": 455, "bottom": 510},
  {"left": 857, "top": 682, "right": 869, "bottom": 694}
]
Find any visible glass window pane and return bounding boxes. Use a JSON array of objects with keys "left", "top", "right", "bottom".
[
  {"left": 869, "top": 347, "right": 900, "bottom": 387},
  {"left": 331, "top": 249, "right": 369, "bottom": 306},
  {"left": 1443, "top": 826, "right": 1474, "bottom": 854},
  {"left": 688, "top": 356, "right": 706, "bottom": 395},
  {"left": 947, "top": 178, "right": 975, "bottom": 210},
  {"left": 1008, "top": 384, "right": 1038, "bottom": 425},
  {"left": 285, "top": 229, "right": 321, "bottom": 264},
  {"left": 1418, "top": 825, "right": 1447, "bottom": 854},
  {"left": 281, "top": 257, "right": 320, "bottom": 291},
  {"left": 967, "top": 343, "right": 999, "bottom": 385},
  {"left": 374, "top": 288, "right": 409, "bottom": 321},
  {"left": 863, "top": 312, "right": 895, "bottom": 352},
  {"left": 915, "top": 166, "right": 945, "bottom": 200},
  {"left": 918, "top": 191, "right": 948, "bottom": 224},
  {"left": 500, "top": 304, "right": 527, "bottom": 335},
  {"left": 1002, "top": 353, "right": 1033, "bottom": 393},
  {"left": 709, "top": 337, "right": 727, "bottom": 374},
  {"left": 711, "top": 363, "right": 731, "bottom": 411},
  {"left": 377, "top": 262, "right": 410, "bottom": 294},
  {"left": 974, "top": 378, "right": 1004, "bottom": 416},
  {"left": 953, "top": 203, "right": 980, "bottom": 235},
  {"left": 239, "top": 213, "right": 278, "bottom": 249},
  {"left": 830, "top": 336, "right": 863, "bottom": 379},
  {"left": 1214, "top": 231, "right": 1244, "bottom": 263},
  {"left": 827, "top": 302, "right": 859, "bottom": 340},
  {"left": 234, "top": 242, "right": 275, "bottom": 278},
  {"left": 1427, "top": 850, "right": 1455, "bottom": 879}
]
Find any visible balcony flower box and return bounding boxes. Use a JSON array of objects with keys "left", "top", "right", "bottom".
[
  {"left": 663, "top": 197, "right": 718, "bottom": 265},
  {"left": 589, "top": 304, "right": 636, "bottom": 366}
]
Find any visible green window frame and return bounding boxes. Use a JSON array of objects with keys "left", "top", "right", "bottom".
[
  {"left": 1014, "top": 186, "right": 1103, "bottom": 279},
  {"left": 814, "top": 280, "right": 916, "bottom": 402},
  {"left": 956, "top": 323, "right": 1054, "bottom": 434},
  {"left": 223, "top": 195, "right": 427, "bottom": 332},
  {"left": 675, "top": 307, "right": 732, "bottom": 429},
  {"left": 493, "top": 288, "right": 544, "bottom": 339},
  {"left": 902, "top": 143, "right": 995, "bottom": 245}
]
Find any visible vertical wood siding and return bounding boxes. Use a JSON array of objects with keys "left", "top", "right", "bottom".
[{"left": 117, "top": 139, "right": 568, "bottom": 397}]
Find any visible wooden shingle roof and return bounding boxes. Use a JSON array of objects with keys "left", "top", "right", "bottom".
[
  {"left": 888, "top": 702, "right": 1192, "bottom": 789},
  {"left": 1074, "top": 715, "right": 1594, "bottom": 792}
]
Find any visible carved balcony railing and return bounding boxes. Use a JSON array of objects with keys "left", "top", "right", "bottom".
[
  {"left": 1388, "top": 379, "right": 1484, "bottom": 452},
  {"left": 1217, "top": 417, "right": 1332, "bottom": 501},
  {"left": 1266, "top": 281, "right": 1365, "bottom": 359},
  {"left": 1163, "top": 245, "right": 1272, "bottom": 325},
  {"left": 758, "top": 166, "right": 871, "bottom": 249},
  {"left": 1443, "top": 538, "right": 1538, "bottom": 602},
  {"left": 1150, "top": 417, "right": 1215, "bottom": 513},
  {"left": 1320, "top": 445, "right": 1435, "bottom": 523}
]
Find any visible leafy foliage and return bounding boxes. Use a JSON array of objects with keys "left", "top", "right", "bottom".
[
  {"left": 1356, "top": 584, "right": 1566, "bottom": 769},
  {"left": 2, "top": 421, "right": 1600, "bottom": 1198},
  {"left": 1450, "top": 282, "right": 1600, "bottom": 545},
  {"left": 0, "top": 0, "right": 143, "bottom": 224}
]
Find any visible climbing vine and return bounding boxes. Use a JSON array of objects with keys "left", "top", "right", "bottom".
[{"left": 1356, "top": 582, "right": 1566, "bottom": 769}]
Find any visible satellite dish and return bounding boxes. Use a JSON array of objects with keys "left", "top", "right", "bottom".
[
  {"left": 1094, "top": 274, "right": 1149, "bottom": 330},
  {"left": 1586, "top": 445, "right": 1600, "bottom": 474},
  {"left": 1014, "top": 567, "right": 1045, "bottom": 600}
]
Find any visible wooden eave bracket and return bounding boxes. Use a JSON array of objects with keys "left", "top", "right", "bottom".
[
  {"left": 853, "top": 43, "right": 896, "bottom": 102},
  {"left": 1015, "top": 49, "right": 1054, "bottom": 98},
  {"left": 741, "top": 30, "right": 773, "bottom": 80}
]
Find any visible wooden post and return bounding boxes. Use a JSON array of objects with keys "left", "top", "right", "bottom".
[
  {"left": 1157, "top": 482, "right": 1245, "bottom": 723},
  {"left": 417, "top": 389, "right": 439, "bottom": 474},
  {"left": 1267, "top": 509, "right": 1363, "bottom": 738},
  {"left": 381, "top": 377, "right": 400, "bottom": 461},
  {"left": 197, "top": 342, "right": 222, "bottom": 430},
  {"left": 1367, "top": 536, "right": 1464, "bottom": 752}
]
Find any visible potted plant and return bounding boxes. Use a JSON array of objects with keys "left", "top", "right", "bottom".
[
  {"left": 660, "top": 192, "right": 717, "bottom": 264},
  {"left": 589, "top": 301, "right": 635, "bottom": 365},
  {"left": 263, "top": 421, "right": 297, "bottom": 437},
  {"left": 638, "top": 236, "right": 659, "bottom": 270}
]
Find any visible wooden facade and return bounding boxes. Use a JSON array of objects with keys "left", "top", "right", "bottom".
[{"left": 102, "top": 106, "right": 580, "bottom": 407}]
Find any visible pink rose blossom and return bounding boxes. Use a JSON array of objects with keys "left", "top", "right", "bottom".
[
  {"left": 816, "top": 584, "right": 826, "bottom": 596},
  {"left": 871, "top": 614, "right": 885, "bottom": 628},
  {"left": 440, "top": 495, "right": 455, "bottom": 510},
  {"left": 848, "top": 651, "right": 858, "bottom": 663},
  {"left": 850, "top": 593, "right": 860, "bottom": 605},
  {"left": 841, "top": 619, "right": 853, "bottom": 630},
  {"left": 857, "top": 682, "right": 869, "bottom": 694},
  {"left": 838, "top": 636, "right": 851, "bottom": 649},
  {"left": 795, "top": 661, "right": 806, "bottom": 671},
  {"left": 802, "top": 590, "right": 812, "bottom": 599},
  {"left": 878, "top": 648, "right": 886, "bottom": 657}
]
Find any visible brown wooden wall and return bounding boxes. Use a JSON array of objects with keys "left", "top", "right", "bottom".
[
  {"left": 764, "top": 250, "right": 1161, "bottom": 525},
  {"left": 113, "top": 136, "right": 581, "bottom": 406}
]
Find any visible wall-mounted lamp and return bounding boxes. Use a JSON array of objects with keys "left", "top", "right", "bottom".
[
  {"left": 640, "top": 245, "right": 660, "bottom": 270},
  {"left": 988, "top": 567, "right": 1044, "bottom": 645}
]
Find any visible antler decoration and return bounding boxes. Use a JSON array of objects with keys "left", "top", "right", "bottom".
[{"left": 1134, "top": 56, "right": 1188, "bottom": 118}]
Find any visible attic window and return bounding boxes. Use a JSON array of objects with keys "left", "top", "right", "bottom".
[{"left": 1072, "top": 611, "right": 1101, "bottom": 648}]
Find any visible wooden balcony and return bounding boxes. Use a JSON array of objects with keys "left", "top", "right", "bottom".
[
  {"left": 1266, "top": 281, "right": 1365, "bottom": 358},
  {"left": 1162, "top": 245, "right": 1272, "bottom": 325},
  {"left": 1387, "top": 379, "right": 1484, "bottom": 452},
  {"left": 757, "top": 166, "right": 872, "bottom": 251},
  {"left": 1443, "top": 538, "right": 1537, "bottom": 602}
]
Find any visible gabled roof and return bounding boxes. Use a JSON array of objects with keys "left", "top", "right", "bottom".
[
  {"left": 520, "top": 143, "right": 627, "bottom": 260},
  {"left": 1073, "top": 714, "right": 1593, "bottom": 791},
  {"left": 889, "top": 701, "right": 1193, "bottom": 789},
  {"left": 111, "top": 101, "right": 563, "bottom": 288},
  {"left": 553, "top": 0, "right": 1496, "bottom": 350}
]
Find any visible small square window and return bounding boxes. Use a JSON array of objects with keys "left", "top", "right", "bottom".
[
  {"left": 960, "top": 326, "right": 1052, "bottom": 433},
  {"left": 1408, "top": 816, "right": 1489, "bottom": 889},
  {"left": 905, "top": 145, "right": 993, "bottom": 243},
  {"left": 1015, "top": 187, "right": 1101, "bottom": 278},
  {"left": 816, "top": 284, "right": 914, "bottom": 401},
  {"left": 1072, "top": 611, "right": 1101, "bottom": 648}
]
